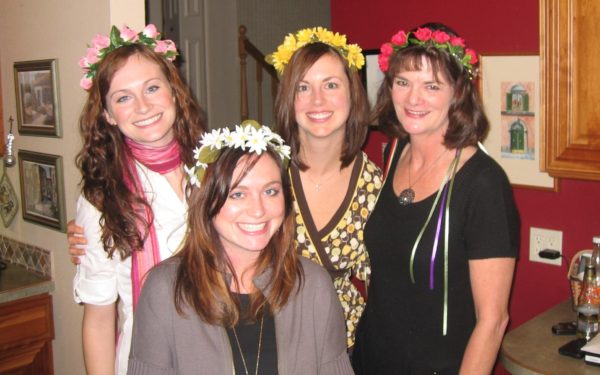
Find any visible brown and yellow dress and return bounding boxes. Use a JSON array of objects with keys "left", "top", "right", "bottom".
[{"left": 290, "top": 151, "right": 383, "bottom": 348}]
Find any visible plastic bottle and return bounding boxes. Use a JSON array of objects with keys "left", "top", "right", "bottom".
[{"left": 578, "top": 260, "right": 600, "bottom": 341}]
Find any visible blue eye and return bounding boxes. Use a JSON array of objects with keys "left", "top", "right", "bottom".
[
  {"left": 147, "top": 85, "right": 160, "bottom": 94},
  {"left": 229, "top": 191, "right": 243, "bottom": 199},
  {"left": 116, "top": 95, "right": 131, "bottom": 104},
  {"left": 265, "top": 188, "right": 280, "bottom": 197}
]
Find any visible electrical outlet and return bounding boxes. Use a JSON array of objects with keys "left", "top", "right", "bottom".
[{"left": 530, "top": 227, "right": 563, "bottom": 266}]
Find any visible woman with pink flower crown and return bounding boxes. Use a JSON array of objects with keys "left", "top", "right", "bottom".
[
  {"left": 352, "top": 23, "right": 519, "bottom": 374},
  {"left": 72, "top": 24, "right": 204, "bottom": 374}
]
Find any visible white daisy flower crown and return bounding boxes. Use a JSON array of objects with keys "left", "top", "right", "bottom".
[{"left": 185, "top": 120, "right": 291, "bottom": 187}]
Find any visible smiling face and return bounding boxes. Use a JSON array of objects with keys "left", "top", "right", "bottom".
[
  {"left": 213, "top": 154, "right": 285, "bottom": 263},
  {"left": 104, "top": 54, "right": 177, "bottom": 148},
  {"left": 391, "top": 56, "right": 455, "bottom": 140},
  {"left": 293, "top": 53, "right": 351, "bottom": 144}
]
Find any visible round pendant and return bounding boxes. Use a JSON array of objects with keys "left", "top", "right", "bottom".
[{"left": 398, "top": 188, "right": 415, "bottom": 205}]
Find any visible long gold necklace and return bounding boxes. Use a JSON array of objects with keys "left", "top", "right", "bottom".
[{"left": 231, "top": 316, "right": 264, "bottom": 375}]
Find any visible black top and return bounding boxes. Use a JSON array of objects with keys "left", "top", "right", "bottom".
[
  {"left": 227, "top": 293, "right": 278, "bottom": 375},
  {"left": 353, "top": 140, "right": 520, "bottom": 374}
]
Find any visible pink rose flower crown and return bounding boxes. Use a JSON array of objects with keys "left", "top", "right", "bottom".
[
  {"left": 378, "top": 26, "right": 478, "bottom": 79},
  {"left": 79, "top": 24, "right": 178, "bottom": 90}
]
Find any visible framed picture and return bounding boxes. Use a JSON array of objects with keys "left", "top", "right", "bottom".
[
  {"left": 13, "top": 59, "right": 61, "bottom": 137},
  {"left": 479, "top": 55, "right": 557, "bottom": 191},
  {"left": 363, "top": 49, "right": 385, "bottom": 109},
  {"left": 17, "top": 150, "right": 66, "bottom": 231}
]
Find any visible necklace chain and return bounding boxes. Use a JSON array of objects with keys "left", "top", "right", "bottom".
[
  {"left": 231, "top": 316, "right": 264, "bottom": 375},
  {"left": 304, "top": 169, "right": 340, "bottom": 192},
  {"left": 399, "top": 148, "right": 448, "bottom": 205}
]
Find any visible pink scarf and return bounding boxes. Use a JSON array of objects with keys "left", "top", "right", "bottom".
[{"left": 124, "top": 137, "right": 181, "bottom": 310}]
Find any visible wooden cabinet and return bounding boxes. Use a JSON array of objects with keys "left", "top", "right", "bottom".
[
  {"left": 0, "top": 294, "right": 54, "bottom": 374},
  {"left": 541, "top": 0, "right": 600, "bottom": 180}
]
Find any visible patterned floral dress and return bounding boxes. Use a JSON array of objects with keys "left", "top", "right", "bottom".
[{"left": 290, "top": 152, "right": 383, "bottom": 348}]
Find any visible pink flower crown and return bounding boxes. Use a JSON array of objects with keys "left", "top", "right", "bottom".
[
  {"left": 378, "top": 27, "right": 478, "bottom": 79},
  {"left": 79, "top": 24, "right": 178, "bottom": 90}
]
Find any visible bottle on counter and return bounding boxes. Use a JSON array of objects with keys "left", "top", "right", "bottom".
[
  {"left": 593, "top": 236, "right": 600, "bottom": 289},
  {"left": 577, "top": 259, "right": 600, "bottom": 341}
]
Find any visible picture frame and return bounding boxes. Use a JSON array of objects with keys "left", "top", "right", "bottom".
[
  {"left": 17, "top": 150, "right": 66, "bottom": 231},
  {"left": 479, "top": 55, "right": 557, "bottom": 191},
  {"left": 362, "top": 49, "right": 385, "bottom": 109},
  {"left": 13, "top": 59, "right": 62, "bottom": 137}
]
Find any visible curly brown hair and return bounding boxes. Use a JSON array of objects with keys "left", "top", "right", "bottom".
[
  {"left": 174, "top": 148, "right": 303, "bottom": 326},
  {"left": 76, "top": 44, "right": 206, "bottom": 260},
  {"left": 373, "top": 23, "right": 488, "bottom": 148},
  {"left": 274, "top": 42, "right": 370, "bottom": 170}
]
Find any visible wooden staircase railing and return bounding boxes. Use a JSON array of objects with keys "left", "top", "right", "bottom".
[{"left": 238, "top": 25, "right": 279, "bottom": 123}]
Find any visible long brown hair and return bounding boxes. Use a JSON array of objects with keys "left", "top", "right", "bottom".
[
  {"left": 275, "top": 42, "right": 370, "bottom": 170},
  {"left": 373, "top": 23, "right": 488, "bottom": 148},
  {"left": 174, "top": 147, "right": 303, "bottom": 326},
  {"left": 76, "top": 44, "right": 206, "bottom": 260}
]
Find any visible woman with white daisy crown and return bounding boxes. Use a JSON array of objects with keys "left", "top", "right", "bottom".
[
  {"left": 71, "top": 24, "right": 205, "bottom": 374},
  {"left": 352, "top": 23, "right": 519, "bottom": 374},
  {"left": 266, "top": 27, "right": 384, "bottom": 349},
  {"left": 128, "top": 123, "right": 353, "bottom": 375}
]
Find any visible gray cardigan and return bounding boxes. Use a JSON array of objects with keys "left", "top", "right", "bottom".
[{"left": 127, "top": 257, "right": 354, "bottom": 375}]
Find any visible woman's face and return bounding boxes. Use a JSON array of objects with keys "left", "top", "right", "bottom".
[
  {"left": 104, "top": 54, "right": 177, "bottom": 148},
  {"left": 213, "top": 154, "right": 285, "bottom": 262},
  {"left": 293, "top": 53, "right": 351, "bottom": 145},
  {"left": 391, "top": 56, "right": 454, "bottom": 139}
]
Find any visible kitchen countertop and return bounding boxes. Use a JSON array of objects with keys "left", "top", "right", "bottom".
[
  {"left": 0, "top": 262, "right": 54, "bottom": 304},
  {"left": 501, "top": 299, "right": 600, "bottom": 374}
]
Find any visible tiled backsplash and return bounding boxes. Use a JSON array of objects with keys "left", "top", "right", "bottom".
[{"left": 0, "top": 236, "right": 51, "bottom": 278}]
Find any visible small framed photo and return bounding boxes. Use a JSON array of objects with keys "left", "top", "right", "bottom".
[
  {"left": 18, "top": 150, "right": 66, "bottom": 231},
  {"left": 13, "top": 59, "right": 62, "bottom": 137}
]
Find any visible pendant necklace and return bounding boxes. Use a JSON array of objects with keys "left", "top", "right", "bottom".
[
  {"left": 398, "top": 148, "right": 448, "bottom": 205},
  {"left": 304, "top": 169, "right": 340, "bottom": 192},
  {"left": 231, "top": 315, "right": 264, "bottom": 375}
]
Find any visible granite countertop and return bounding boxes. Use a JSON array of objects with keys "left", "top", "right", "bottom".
[{"left": 0, "top": 262, "right": 55, "bottom": 304}]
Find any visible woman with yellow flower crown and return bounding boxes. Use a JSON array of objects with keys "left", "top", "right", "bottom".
[
  {"left": 351, "top": 23, "right": 519, "bottom": 374},
  {"left": 266, "top": 27, "right": 383, "bottom": 350}
]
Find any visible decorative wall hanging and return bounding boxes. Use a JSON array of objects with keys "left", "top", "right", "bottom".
[
  {"left": 17, "top": 150, "right": 66, "bottom": 231},
  {"left": 13, "top": 59, "right": 62, "bottom": 137}
]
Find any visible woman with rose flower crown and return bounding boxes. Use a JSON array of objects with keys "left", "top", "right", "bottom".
[
  {"left": 351, "top": 23, "right": 519, "bottom": 374},
  {"left": 71, "top": 24, "right": 205, "bottom": 374}
]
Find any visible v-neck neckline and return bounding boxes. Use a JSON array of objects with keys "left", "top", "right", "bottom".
[{"left": 290, "top": 152, "right": 364, "bottom": 238}]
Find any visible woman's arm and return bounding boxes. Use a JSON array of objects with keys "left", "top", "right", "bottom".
[
  {"left": 67, "top": 219, "right": 87, "bottom": 265},
  {"left": 459, "top": 257, "right": 515, "bottom": 375},
  {"left": 82, "top": 303, "right": 116, "bottom": 375},
  {"left": 317, "top": 272, "right": 354, "bottom": 374}
]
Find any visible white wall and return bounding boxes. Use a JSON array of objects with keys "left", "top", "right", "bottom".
[{"left": 0, "top": 1, "right": 143, "bottom": 373}]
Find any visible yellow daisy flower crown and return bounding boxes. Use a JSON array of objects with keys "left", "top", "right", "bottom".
[{"left": 266, "top": 27, "right": 365, "bottom": 75}]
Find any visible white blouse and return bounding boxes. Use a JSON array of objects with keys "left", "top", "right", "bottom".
[{"left": 73, "top": 163, "right": 187, "bottom": 375}]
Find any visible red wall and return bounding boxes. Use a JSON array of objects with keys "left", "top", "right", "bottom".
[{"left": 334, "top": 0, "right": 600, "bottom": 365}]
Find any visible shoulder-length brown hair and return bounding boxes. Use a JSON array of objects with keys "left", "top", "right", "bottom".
[
  {"left": 274, "top": 42, "right": 370, "bottom": 170},
  {"left": 373, "top": 23, "right": 488, "bottom": 148},
  {"left": 174, "top": 147, "right": 303, "bottom": 327},
  {"left": 76, "top": 43, "right": 206, "bottom": 260}
]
